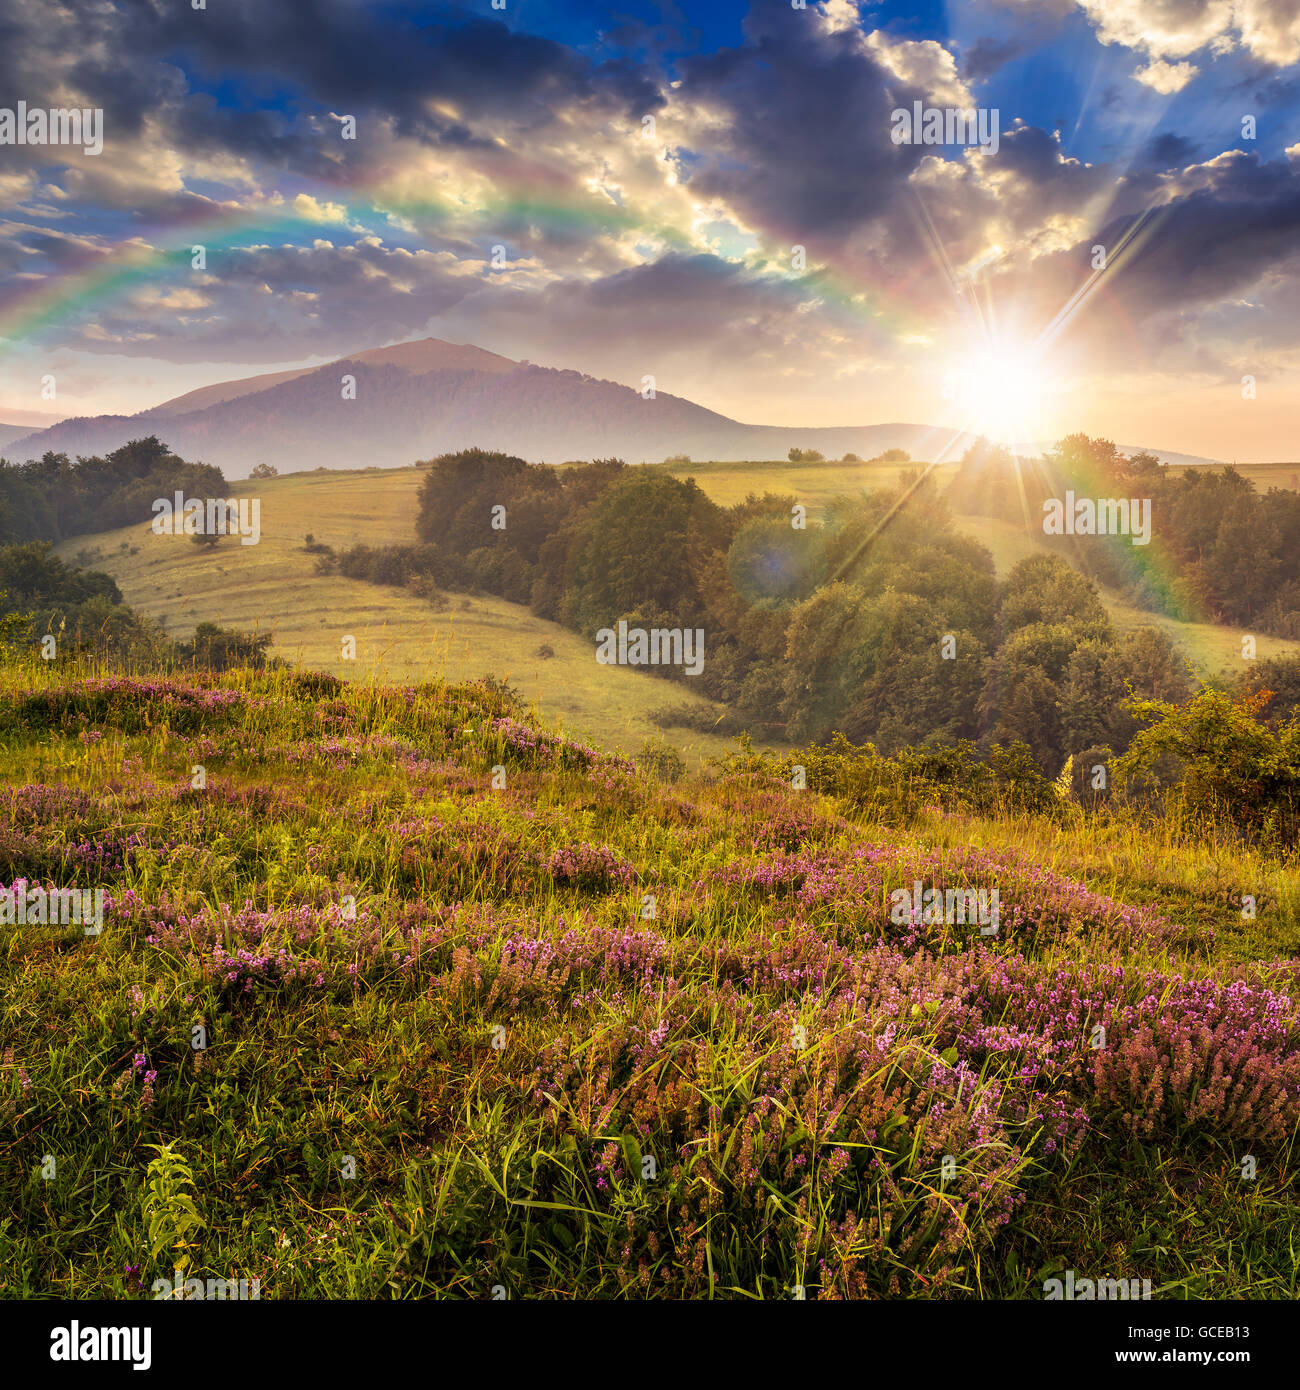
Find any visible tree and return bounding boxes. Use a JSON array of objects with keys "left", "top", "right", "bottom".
[
  {"left": 727, "top": 515, "right": 825, "bottom": 606},
  {"left": 559, "top": 472, "right": 729, "bottom": 639},
  {"left": 248, "top": 463, "right": 278, "bottom": 479},
  {"left": 178, "top": 622, "right": 274, "bottom": 671},
  {"left": 999, "top": 554, "right": 1110, "bottom": 633},
  {"left": 1116, "top": 687, "right": 1300, "bottom": 839},
  {"left": 0, "top": 591, "right": 29, "bottom": 658}
]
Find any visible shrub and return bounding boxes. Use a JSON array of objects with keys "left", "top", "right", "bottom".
[
  {"left": 1116, "top": 687, "right": 1300, "bottom": 841},
  {"left": 636, "top": 736, "right": 686, "bottom": 783}
]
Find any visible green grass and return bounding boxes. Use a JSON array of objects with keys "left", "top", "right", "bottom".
[
  {"left": 1, "top": 655, "right": 1297, "bottom": 1299},
  {"left": 55, "top": 468, "right": 748, "bottom": 767}
]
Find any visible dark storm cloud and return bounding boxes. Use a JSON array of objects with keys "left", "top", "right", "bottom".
[
  {"left": 961, "top": 35, "right": 1027, "bottom": 81},
  {"left": 1147, "top": 132, "right": 1200, "bottom": 168},
  {"left": 117, "top": 0, "right": 663, "bottom": 140},
  {"left": 1108, "top": 155, "right": 1300, "bottom": 315},
  {"left": 673, "top": 0, "right": 931, "bottom": 247}
]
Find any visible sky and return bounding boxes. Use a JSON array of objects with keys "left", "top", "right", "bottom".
[{"left": 1, "top": 0, "right": 1298, "bottom": 459}]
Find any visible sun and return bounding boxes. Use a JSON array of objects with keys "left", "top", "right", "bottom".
[{"left": 941, "top": 344, "right": 1057, "bottom": 449}]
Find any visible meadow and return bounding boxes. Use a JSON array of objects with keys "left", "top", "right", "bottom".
[
  {"left": 56, "top": 467, "right": 746, "bottom": 766},
  {"left": 59, "top": 462, "right": 1300, "bottom": 764},
  {"left": 2, "top": 656, "right": 1298, "bottom": 1298}
]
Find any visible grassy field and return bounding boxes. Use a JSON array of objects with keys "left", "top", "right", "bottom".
[
  {"left": 2, "top": 659, "right": 1297, "bottom": 1299},
  {"left": 58, "top": 468, "right": 744, "bottom": 766},
  {"left": 56, "top": 459, "right": 1300, "bottom": 775}
]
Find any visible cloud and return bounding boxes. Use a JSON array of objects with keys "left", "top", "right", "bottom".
[
  {"left": 1133, "top": 58, "right": 1199, "bottom": 93},
  {"left": 1045, "top": 0, "right": 1300, "bottom": 72}
]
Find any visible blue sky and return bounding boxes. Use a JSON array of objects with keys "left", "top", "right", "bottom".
[{"left": 1, "top": 0, "right": 1298, "bottom": 458}]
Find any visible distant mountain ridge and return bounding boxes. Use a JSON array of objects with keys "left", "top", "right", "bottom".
[{"left": 1, "top": 337, "right": 1227, "bottom": 477}]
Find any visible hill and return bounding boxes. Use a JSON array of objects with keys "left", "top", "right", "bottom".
[
  {"left": 4, "top": 336, "right": 1235, "bottom": 479},
  {"left": 2, "top": 662, "right": 1297, "bottom": 1298},
  {"left": 55, "top": 467, "right": 752, "bottom": 766}
]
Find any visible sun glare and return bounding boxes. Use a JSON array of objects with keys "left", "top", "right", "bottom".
[{"left": 942, "top": 345, "right": 1056, "bottom": 449}]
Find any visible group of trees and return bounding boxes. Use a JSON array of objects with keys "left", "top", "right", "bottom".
[
  {"left": 0, "top": 436, "right": 226, "bottom": 547},
  {"left": 950, "top": 434, "right": 1300, "bottom": 638},
  {"left": 0, "top": 542, "right": 273, "bottom": 669},
  {"left": 325, "top": 447, "right": 1249, "bottom": 778},
  {"left": 0, "top": 437, "right": 271, "bottom": 669}
]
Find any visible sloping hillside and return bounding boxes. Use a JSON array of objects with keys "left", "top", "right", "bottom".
[
  {"left": 55, "top": 467, "right": 749, "bottom": 765},
  {"left": 2, "top": 665, "right": 1296, "bottom": 1297}
]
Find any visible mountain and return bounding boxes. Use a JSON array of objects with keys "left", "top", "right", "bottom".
[
  {"left": 0, "top": 409, "right": 64, "bottom": 450},
  {"left": 0, "top": 423, "right": 37, "bottom": 451},
  {"left": 0, "top": 338, "right": 1222, "bottom": 477}
]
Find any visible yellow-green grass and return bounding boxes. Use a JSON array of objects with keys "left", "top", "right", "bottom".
[
  {"left": 58, "top": 459, "right": 1299, "bottom": 768},
  {"left": 55, "top": 468, "right": 746, "bottom": 766},
  {"left": 660, "top": 455, "right": 947, "bottom": 516}
]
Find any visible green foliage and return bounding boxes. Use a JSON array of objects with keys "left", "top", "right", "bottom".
[
  {"left": 0, "top": 435, "right": 226, "bottom": 547},
  {"left": 999, "top": 554, "right": 1110, "bottom": 634},
  {"left": 726, "top": 514, "right": 825, "bottom": 606},
  {"left": 0, "top": 542, "right": 169, "bottom": 662},
  {"left": 143, "top": 1143, "right": 204, "bottom": 1270},
  {"left": 178, "top": 621, "right": 275, "bottom": 672},
  {"left": 1116, "top": 687, "right": 1300, "bottom": 841},
  {"left": 713, "top": 731, "right": 1059, "bottom": 821},
  {"left": 0, "top": 591, "right": 28, "bottom": 658},
  {"left": 634, "top": 735, "right": 686, "bottom": 783},
  {"left": 560, "top": 471, "right": 728, "bottom": 638}
]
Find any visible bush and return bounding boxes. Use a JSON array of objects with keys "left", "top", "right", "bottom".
[
  {"left": 178, "top": 622, "right": 275, "bottom": 672},
  {"left": 1116, "top": 687, "right": 1300, "bottom": 841},
  {"left": 636, "top": 736, "right": 686, "bottom": 783}
]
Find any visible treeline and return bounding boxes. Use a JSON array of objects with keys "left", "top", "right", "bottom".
[
  {"left": 0, "top": 435, "right": 225, "bottom": 546},
  {"left": 0, "top": 542, "right": 273, "bottom": 670},
  {"left": 715, "top": 682, "right": 1300, "bottom": 845},
  {"left": 950, "top": 434, "right": 1300, "bottom": 637},
  {"left": 319, "top": 446, "right": 1298, "bottom": 780}
]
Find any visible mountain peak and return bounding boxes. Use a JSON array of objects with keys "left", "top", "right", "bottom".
[{"left": 343, "top": 338, "right": 519, "bottom": 375}]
